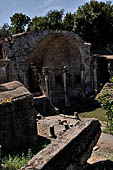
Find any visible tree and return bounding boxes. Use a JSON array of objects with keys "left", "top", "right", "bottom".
[
  {"left": 74, "top": 0, "right": 113, "bottom": 46},
  {"left": 28, "top": 16, "right": 48, "bottom": 31},
  {"left": 10, "top": 13, "right": 31, "bottom": 34},
  {"left": 46, "top": 9, "right": 64, "bottom": 30},
  {"left": 63, "top": 12, "right": 74, "bottom": 31},
  {"left": 0, "top": 23, "right": 10, "bottom": 38},
  {"left": 28, "top": 9, "right": 64, "bottom": 31}
]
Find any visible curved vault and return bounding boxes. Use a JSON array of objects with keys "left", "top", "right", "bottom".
[{"left": 27, "top": 33, "right": 82, "bottom": 94}]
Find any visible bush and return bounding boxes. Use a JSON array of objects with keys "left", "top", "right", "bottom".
[{"left": 3, "top": 149, "right": 33, "bottom": 170}]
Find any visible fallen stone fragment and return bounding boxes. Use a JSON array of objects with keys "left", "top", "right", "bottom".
[{"left": 22, "top": 119, "right": 101, "bottom": 170}]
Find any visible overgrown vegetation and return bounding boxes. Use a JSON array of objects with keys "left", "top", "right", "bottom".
[
  {"left": 96, "top": 80, "right": 113, "bottom": 134},
  {"left": 2, "top": 136, "right": 50, "bottom": 170},
  {"left": 3, "top": 148, "right": 33, "bottom": 170}
]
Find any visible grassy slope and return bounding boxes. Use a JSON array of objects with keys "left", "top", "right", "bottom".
[{"left": 80, "top": 108, "right": 107, "bottom": 122}]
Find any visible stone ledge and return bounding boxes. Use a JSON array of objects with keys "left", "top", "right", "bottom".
[
  {"left": 0, "top": 81, "right": 31, "bottom": 102},
  {"left": 22, "top": 119, "right": 101, "bottom": 170}
]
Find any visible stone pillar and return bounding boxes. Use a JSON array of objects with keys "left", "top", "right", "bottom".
[
  {"left": 74, "top": 112, "right": 80, "bottom": 120},
  {"left": 42, "top": 67, "right": 51, "bottom": 102},
  {"left": 80, "top": 64, "right": 86, "bottom": 98},
  {"left": 24, "top": 71, "right": 28, "bottom": 88},
  {"left": 49, "top": 125, "right": 56, "bottom": 138},
  {"left": 93, "top": 61, "right": 98, "bottom": 90},
  {"left": 108, "top": 60, "right": 113, "bottom": 80},
  {"left": 62, "top": 65, "right": 70, "bottom": 107}
]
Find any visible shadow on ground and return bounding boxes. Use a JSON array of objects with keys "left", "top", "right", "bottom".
[
  {"left": 55, "top": 96, "right": 100, "bottom": 115},
  {"left": 86, "top": 160, "right": 113, "bottom": 170}
]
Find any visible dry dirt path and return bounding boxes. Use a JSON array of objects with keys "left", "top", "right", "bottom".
[
  {"left": 88, "top": 132, "right": 113, "bottom": 164},
  {"left": 97, "top": 133, "right": 113, "bottom": 151}
]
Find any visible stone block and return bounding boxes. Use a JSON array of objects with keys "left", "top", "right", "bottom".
[{"left": 0, "top": 81, "right": 37, "bottom": 153}]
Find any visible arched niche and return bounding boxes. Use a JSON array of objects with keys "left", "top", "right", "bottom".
[{"left": 27, "top": 33, "right": 81, "bottom": 95}]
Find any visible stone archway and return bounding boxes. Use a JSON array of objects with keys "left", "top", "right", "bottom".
[
  {"left": 27, "top": 33, "right": 82, "bottom": 94},
  {"left": 2, "top": 30, "right": 91, "bottom": 98}
]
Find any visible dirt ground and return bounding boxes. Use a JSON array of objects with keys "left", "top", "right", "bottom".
[{"left": 88, "top": 132, "right": 113, "bottom": 164}]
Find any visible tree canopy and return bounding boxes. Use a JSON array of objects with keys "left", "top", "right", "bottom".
[
  {"left": 0, "top": 23, "right": 10, "bottom": 38},
  {"left": 10, "top": 13, "right": 31, "bottom": 34},
  {"left": 28, "top": 9, "right": 64, "bottom": 31},
  {"left": 46, "top": 9, "right": 64, "bottom": 30},
  {"left": 73, "top": 0, "right": 113, "bottom": 46},
  {"left": 28, "top": 16, "right": 48, "bottom": 31},
  {"left": 63, "top": 12, "right": 74, "bottom": 31}
]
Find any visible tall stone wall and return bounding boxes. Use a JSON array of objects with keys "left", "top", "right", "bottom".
[
  {"left": 22, "top": 119, "right": 101, "bottom": 170},
  {"left": 0, "top": 81, "right": 37, "bottom": 153}
]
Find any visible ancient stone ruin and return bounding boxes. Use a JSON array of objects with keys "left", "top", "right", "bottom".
[
  {"left": 22, "top": 119, "right": 101, "bottom": 170},
  {"left": 0, "top": 81, "right": 37, "bottom": 153},
  {"left": 0, "top": 30, "right": 91, "bottom": 100},
  {"left": 0, "top": 30, "right": 112, "bottom": 169},
  {"left": 0, "top": 30, "right": 113, "bottom": 104}
]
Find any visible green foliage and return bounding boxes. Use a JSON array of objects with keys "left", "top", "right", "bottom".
[
  {"left": 3, "top": 136, "right": 50, "bottom": 170},
  {"left": 0, "top": 23, "right": 11, "bottom": 38},
  {"left": 63, "top": 12, "right": 74, "bottom": 31},
  {"left": 3, "top": 149, "right": 33, "bottom": 170},
  {"left": 29, "top": 9, "right": 64, "bottom": 31},
  {"left": 96, "top": 89, "right": 113, "bottom": 134},
  {"left": 110, "top": 77, "right": 113, "bottom": 83},
  {"left": 10, "top": 13, "right": 31, "bottom": 34},
  {"left": 74, "top": 0, "right": 113, "bottom": 46},
  {"left": 46, "top": 9, "right": 64, "bottom": 30},
  {"left": 28, "top": 16, "right": 48, "bottom": 31}
]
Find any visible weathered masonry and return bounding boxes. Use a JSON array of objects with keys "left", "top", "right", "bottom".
[
  {"left": 0, "top": 30, "right": 113, "bottom": 100},
  {"left": 0, "top": 31, "right": 91, "bottom": 99},
  {"left": 0, "top": 81, "right": 37, "bottom": 153},
  {"left": 22, "top": 119, "right": 101, "bottom": 170}
]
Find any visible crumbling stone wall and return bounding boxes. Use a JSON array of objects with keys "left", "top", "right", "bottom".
[
  {"left": 0, "top": 81, "right": 37, "bottom": 153},
  {"left": 22, "top": 119, "right": 101, "bottom": 170}
]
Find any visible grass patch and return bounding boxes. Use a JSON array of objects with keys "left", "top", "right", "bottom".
[
  {"left": 103, "top": 127, "right": 113, "bottom": 135},
  {"left": 80, "top": 108, "right": 113, "bottom": 135},
  {"left": 79, "top": 108, "right": 107, "bottom": 121},
  {"left": 3, "top": 149, "right": 33, "bottom": 170}
]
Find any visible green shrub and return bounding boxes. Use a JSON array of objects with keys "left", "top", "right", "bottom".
[
  {"left": 3, "top": 136, "right": 50, "bottom": 170},
  {"left": 3, "top": 149, "right": 33, "bottom": 170}
]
